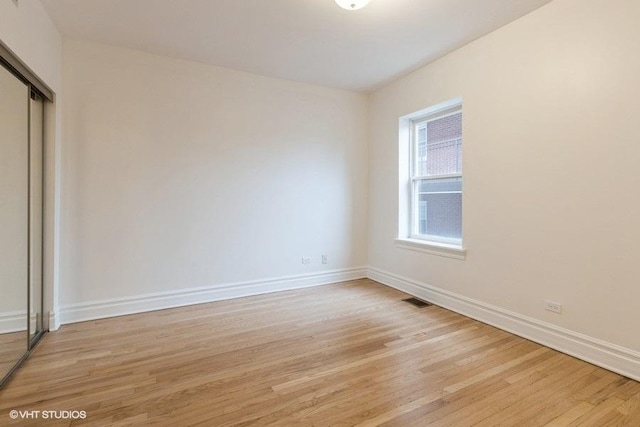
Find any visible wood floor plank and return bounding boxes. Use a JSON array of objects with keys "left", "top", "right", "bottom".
[
  {"left": 618, "top": 391, "right": 640, "bottom": 425},
  {"left": 568, "top": 396, "right": 627, "bottom": 427},
  {"left": 0, "top": 279, "right": 638, "bottom": 426},
  {"left": 544, "top": 401, "right": 596, "bottom": 426}
]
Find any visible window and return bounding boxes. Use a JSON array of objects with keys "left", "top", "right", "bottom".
[{"left": 398, "top": 99, "right": 464, "bottom": 255}]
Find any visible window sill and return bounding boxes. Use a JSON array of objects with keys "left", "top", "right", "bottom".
[{"left": 394, "top": 238, "right": 466, "bottom": 260}]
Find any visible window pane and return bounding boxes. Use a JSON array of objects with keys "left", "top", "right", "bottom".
[
  {"left": 419, "top": 177, "right": 461, "bottom": 193},
  {"left": 416, "top": 177, "right": 462, "bottom": 240},
  {"left": 416, "top": 112, "right": 462, "bottom": 176},
  {"left": 416, "top": 124, "right": 427, "bottom": 171}
]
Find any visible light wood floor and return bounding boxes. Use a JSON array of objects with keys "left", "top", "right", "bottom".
[{"left": 1, "top": 279, "right": 639, "bottom": 426}]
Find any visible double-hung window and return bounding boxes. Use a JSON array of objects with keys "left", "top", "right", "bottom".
[{"left": 406, "top": 100, "right": 463, "bottom": 248}]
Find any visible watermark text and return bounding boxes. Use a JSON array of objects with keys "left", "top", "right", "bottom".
[{"left": 9, "top": 410, "right": 87, "bottom": 420}]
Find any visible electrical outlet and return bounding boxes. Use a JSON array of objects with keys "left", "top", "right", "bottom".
[
  {"left": 321, "top": 255, "right": 328, "bottom": 264},
  {"left": 544, "top": 300, "right": 562, "bottom": 314},
  {"left": 302, "top": 257, "right": 311, "bottom": 265}
]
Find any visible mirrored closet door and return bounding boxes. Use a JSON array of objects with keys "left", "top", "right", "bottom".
[
  {"left": 29, "top": 90, "right": 44, "bottom": 345},
  {"left": 0, "top": 62, "right": 29, "bottom": 384},
  {"left": 0, "top": 57, "right": 46, "bottom": 388}
]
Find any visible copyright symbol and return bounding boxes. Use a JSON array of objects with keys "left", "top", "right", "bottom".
[{"left": 9, "top": 410, "right": 18, "bottom": 419}]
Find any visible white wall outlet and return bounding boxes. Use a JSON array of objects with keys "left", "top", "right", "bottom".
[
  {"left": 544, "top": 300, "right": 562, "bottom": 314},
  {"left": 321, "top": 255, "right": 328, "bottom": 264},
  {"left": 302, "top": 257, "right": 311, "bottom": 265}
]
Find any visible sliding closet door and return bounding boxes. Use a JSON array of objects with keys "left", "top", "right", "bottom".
[
  {"left": 0, "top": 64, "right": 29, "bottom": 378},
  {"left": 29, "top": 92, "right": 44, "bottom": 343}
]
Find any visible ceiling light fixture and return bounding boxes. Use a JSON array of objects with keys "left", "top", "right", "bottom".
[{"left": 335, "top": 0, "right": 370, "bottom": 11}]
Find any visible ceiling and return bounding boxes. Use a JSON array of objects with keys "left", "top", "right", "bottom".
[{"left": 40, "top": 0, "right": 553, "bottom": 92}]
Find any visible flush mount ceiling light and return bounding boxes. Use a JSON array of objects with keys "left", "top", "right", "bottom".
[{"left": 335, "top": 0, "right": 370, "bottom": 11}]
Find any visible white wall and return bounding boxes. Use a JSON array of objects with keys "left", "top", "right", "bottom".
[
  {"left": 369, "top": 0, "right": 640, "bottom": 354},
  {"left": 0, "top": 0, "right": 63, "bottom": 330},
  {"left": 60, "top": 39, "right": 368, "bottom": 311}
]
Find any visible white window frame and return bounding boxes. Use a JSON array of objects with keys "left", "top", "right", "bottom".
[{"left": 396, "top": 98, "right": 465, "bottom": 259}]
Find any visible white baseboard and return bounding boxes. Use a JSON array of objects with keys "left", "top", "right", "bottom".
[
  {"left": 0, "top": 310, "right": 27, "bottom": 334},
  {"left": 48, "top": 310, "right": 59, "bottom": 331},
  {"left": 368, "top": 267, "right": 640, "bottom": 382},
  {"left": 59, "top": 267, "right": 368, "bottom": 325}
]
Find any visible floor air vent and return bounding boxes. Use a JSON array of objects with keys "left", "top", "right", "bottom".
[{"left": 402, "top": 297, "right": 432, "bottom": 308}]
